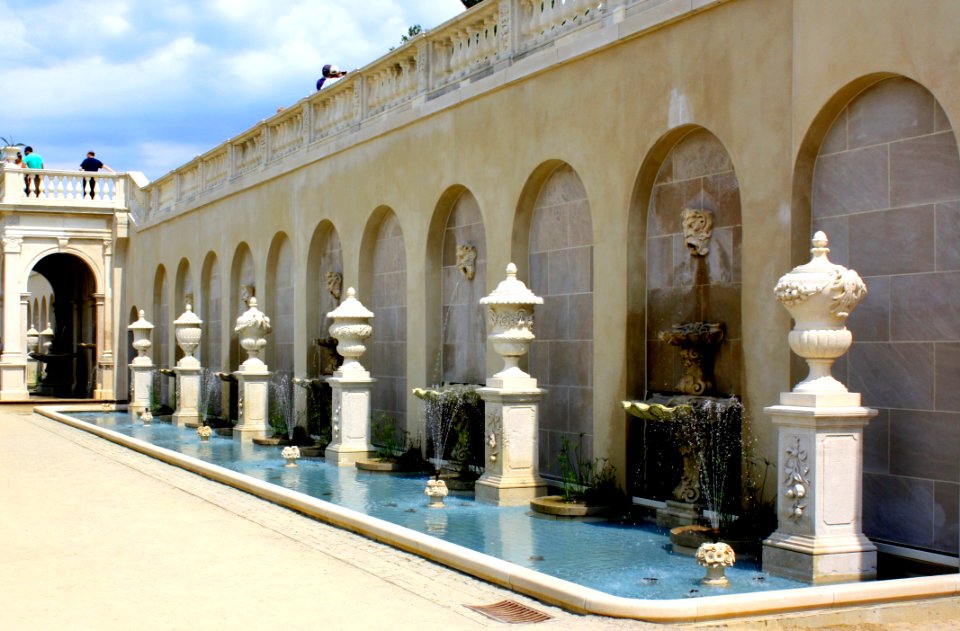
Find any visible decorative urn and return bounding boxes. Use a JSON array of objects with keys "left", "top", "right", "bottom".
[
  {"left": 196, "top": 425, "right": 212, "bottom": 441},
  {"left": 282, "top": 445, "right": 301, "bottom": 467},
  {"left": 128, "top": 311, "right": 154, "bottom": 366},
  {"left": 26, "top": 325, "right": 40, "bottom": 354},
  {"left": 234, "top": 297, "right": 271, "bottom": 370},
  {"left": 174, "top": 304, "right": 203, "bottom": 368},
  {"left": 696, "top": 542, "right": 735, "bottom": 586},
  {"left": 479, "top": 263, "right": 543, "bottom": 379},
  {"left": 425, "top": 478, "right": 449, "bottom": 508},
  {"left": 773, "top": 231, "right": 867, "bottom": 395},
  {"left": 326, "top": 287, "right": 374, "bottom": 373},
  {"left": 3, "top": 145, "right": 20, "bottom": 164},
  {"left": 140, "top": 409, "right": 153, "bottom": 425}
]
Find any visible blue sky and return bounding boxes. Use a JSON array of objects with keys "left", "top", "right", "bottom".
[{"left": 2, "top": 0, "right": 466, "bottom": 179}]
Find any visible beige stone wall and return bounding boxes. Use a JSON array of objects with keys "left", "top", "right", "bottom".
[{"left": 117, "top": 0, "right": 960, "bottom": 555}]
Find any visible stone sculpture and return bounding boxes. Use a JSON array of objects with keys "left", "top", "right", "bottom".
[
  {"left": 456, "top": 243, "right": 477, "bottom": 281},
  {"left": 325, "top": 271, "right": 343, "bottom": 302},
  {"left": 681, "top": 207, "right": 714, "bottom": 256}
]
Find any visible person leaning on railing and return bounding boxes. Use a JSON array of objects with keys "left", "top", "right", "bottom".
[
  {"left": 22, "top": 146, "right": 43, "bottom": 197},
  {"left": 80, "top": 151, "right": 114, "bottom": 199}
]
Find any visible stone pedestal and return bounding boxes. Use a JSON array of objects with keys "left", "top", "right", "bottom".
[
  {"left": 762, "top": 404, "right": 877, "bottom": 583},
  {"left": 475, "top": 381, "right": 547, "bottom": 506},
  {"left": 233, "top": 367, "right": 271, "bottom": 441},
  {"left": 129, "top": 364, "right": 153, "bottom": 416},
  {"left": 324, "top": 373, "right": 376, "bottom": 466},
  {"left": 172, "top": 366, "right": 202, "bottom": 427}
]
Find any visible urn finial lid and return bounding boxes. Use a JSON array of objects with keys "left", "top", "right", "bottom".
[
  {"left": 480, "top": 263, "right": 543, "bottom": 306},
  {"left": 327, "top": 287, "right": 374, "bottom": 319},
  {"left": 128, "top": 309, "right": 154, "bottom": 331},
  {"left": 174, "top": 303, "right": 203, "bottom": 326}
]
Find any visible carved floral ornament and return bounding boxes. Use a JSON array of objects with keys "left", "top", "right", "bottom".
[{"left": 784, "top": 435, "right": 810, "bottom": 519}]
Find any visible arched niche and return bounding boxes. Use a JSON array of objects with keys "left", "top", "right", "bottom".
[
  {"left": 174, "top": 258, "right": 192, "bottom": 363},
  {"left": 516, "top": 161, "right": 594, "bottom": 477},
  {"left": 200, "top": 252, "right": 222, "bottom": 370},
  {"left": 360, "top": 206, "right": 408, "bottom": 432},
  {"left": 306, "top": 220, "right": 343, "bottom": 378},
  {"left": 425, "top": 185, "right": 487, "bottom": 387},
  {"left": 804, "top": 76, "right": 960, "bottom": 556},
  {"left": 228, "top": 244, "right": 255, "bottom": 371},
  {"left": 151, "top": 265, "right": 169, "bottom": 368},
  {"left": 265, "top": 232, "right": 294, "bottom": 375}
]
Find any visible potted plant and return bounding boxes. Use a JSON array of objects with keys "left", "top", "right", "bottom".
[
  {"left": 530, "top": 434, "right": 627, "bottom": 518},
  {"left": 355, "top": 415, "right": 429, "bottom": 472}
]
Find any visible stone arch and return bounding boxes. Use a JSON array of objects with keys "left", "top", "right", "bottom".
[
  {"left": 200, "top": 252, "right": 222, "bottom": 370},
  {"left": 265, "top": 232, "right": 294, "bottom": 375},
  {"left": 306, "top": 220, "right": 343, "bottom": 378},
  {"left": 21, "top": 245, "right": 104, "bottom": 294},
  {"left": 360, "top": 206, "right": 408, "bottom": 432},
  {"left": 174, "top": 258, "right": 192, "bottom": 363},
  {"left": 803, "top": 75, "right": 960, "bottom": 556},
  {"left": 151, "top": 265, "right": 169, "bottom": 369},
  {"left": 228, "top": 243, "right": 255, "bottom": 371},
  {"left": 424, "top": 185, "right": 487, "bottom": 386},
  {"left": 515, "top": 161, "right": 594, "bottom": 477}
]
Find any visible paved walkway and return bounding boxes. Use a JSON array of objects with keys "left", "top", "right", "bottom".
[{"left": 2, "top": 407, "right": 958, "bottom": 630}]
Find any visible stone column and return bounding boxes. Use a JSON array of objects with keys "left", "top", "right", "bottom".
[
  {"left": 172, "top": 304, "right": 203, "bottom": 427},
  {"left": 0, "top": 237, "right": 28, "bottom": 400},
  {"left": 233, "top": 297, "right": 272, "bottom": 441},
  {"left": 127, "top": 310, "right": 154, "bottom": 416},
  {"left": 476, "top": 263, "right": 547, "bottom": 505},
  {"left": 762, "top": 232, "right": 877, "bottom": 584},
  {"left": 96, "top": 237, "right": 115, "bottom": 400},
  {"left": 324, "top": 288, "right": 376, "bottom": 466}
]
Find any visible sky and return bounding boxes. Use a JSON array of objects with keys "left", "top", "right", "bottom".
[{"left": 2, "top": 0, "right": 467, "bottom": 180}]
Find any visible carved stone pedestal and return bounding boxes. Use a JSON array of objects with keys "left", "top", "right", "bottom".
[
  {"left": 762, "top": 404, "right": 877, "bottom": 583},
  {"left": 129, "top": 364, "right": 153, "bottom": 417},
  {"left": 233, "top": 368, "right": 271, "bottom": 441},
  {"left": 324, "top": 373, "right": 376, "bottom": 466},
  {"left": 172, "top": 366, "right": 202, "bottom": 427},
  {"left": 475, "top": 385, "right": 547, "bottom": 506}
]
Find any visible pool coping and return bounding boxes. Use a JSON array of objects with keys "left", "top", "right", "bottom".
[{"left": 37, "top": 404, "right": 960, "bottom": 623}]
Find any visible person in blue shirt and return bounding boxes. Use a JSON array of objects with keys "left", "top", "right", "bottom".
[
  {"left": 22, "top": 147, "right": 43, "bottom": 196},
  {"left": 316, "top": 64, "right": 347, "bottom": 91},
  {"left": 80, "top": 151, "right": 114, "bottom": 199}
]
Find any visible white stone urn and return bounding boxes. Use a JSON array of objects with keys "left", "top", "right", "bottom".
[
  {"left": 128, "top": 311, "right": 154, "bottom": 365},
  {"left": 140, "top": 409, "right": 153, "bottom": 425},
  {"left": 174, "top": 304, "right": 203, "bottom": 368},
  {"left": 425, "top": 478, "right": 449, "bottom": 508},
  {"left": 3, "top": 145, "right": 20, "bottom": 164},
  {"left": 25, "top": 325, "right": 40, "bottom": 354},
  {"left": 774, "top": 232, "right": 866, "bottom": 397},
  {"left": 196, "top": 425, "right": 212, "bottom": 441},
  {"left": 234, "top": 297, "right": 271, "bottom": 370},
  {"left": 479, "top": 263, "right": 543, "bottom": 380},
  {"left": 282, "top": 445, "right": 301, "bottom": 467},
  {"left": 696, "top": 542, "right": 735, "bottom": 586},
  {"left": 326, "top": 287, "right": 374, "bottom": 373},
  {"left": 39, "top": 322, "right": 54, "bottom": 354}
]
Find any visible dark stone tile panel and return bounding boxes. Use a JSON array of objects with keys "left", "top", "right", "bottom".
[
  {"left": 646, "top": 287, "right": 699, "bottom": 339},
  {"left": 933, "top": 482, "right": 959, "bottom": 554},
  {"left": 536, "top": 294, "right": 568, "bottom": 342},
  {"left": 847, "top": 275, "right": 889, "bottom": 342},
  {"left": 863, "top": 473, "right": 933, "bottom": 548},
  {"left": 848, "top": 77, "right": 935, "bottom": 149},
  {"left": 702, "top": 171, "right": 741, "bottom": 228},
  {"left": 863, "top": 409, "right": 889, "bottom": 474},
  {"left": 647, "top": 340, "right": 675, "bottom": 394},
  {"left": 539, "top": 385, "right": 568, "bottom": 433},
  {"left": 671, "top": 129, "right": 734, "bottom": 180},
  {"left": 935, "top": 343, "right": 960, "bottom": 412},
  {"left": 936, "top": 201, "right": 960, "bottom": 271},
  {"left": 648, "top": 179, "right": 702, "bottom": 237},
  {"left": 848, "top": 205, "right": 935, "bottom": 276},
  {"left": 529, "top": 203, "right": 567, "bottom": 253},
  {"left": 567, "top": 200, "right": 594, "bottom": 248},
  {"left": 890, "top": 271, "right": 960, "bottom": 341},
  {"left": 819, "top": 108, "right": 848, "bottom": 155},
  {"left": 699, "top": 284, "right": 741, "bottom": 341},
  {"left": 935, "top": 98, "right": 953, "bottom": 133},
  {"left": 566, "top": 292, "right": 593, "bottom": 341},
  {"left": 547, "top": 246, "right": 592, "bottom": 295},
  {"left": 712, "top": 339, "right": 742, "bottom": 397},
  {"left": 528, "top": 339, "right": 549, "bottom": 384},
  {"left": 647, "top": 235, "right": 675, "bottom": 289},
  {"left": 568, "top": 387, "right": 593, "bottom": 435},
  {"left": 848, "top": 342, "right": 934, "bottom": 409},
  {"left": 527, "top": 251, "right": 548, "bottom": 297},
  {"left": 889, "top": 409, "right": 960, "bottom": 482},
  {"left": 548, "top": 340, "right": 592, "bottom": 387},
  {"left": 890, "top": 131, "right": 960, "bottom": 208},
  {"left": 812, "top": 145, "right": 889, "bottom": 217}
]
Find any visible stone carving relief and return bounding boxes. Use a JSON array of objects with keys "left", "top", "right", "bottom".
[
  {"left": 784, "top": 435, "right": 810, "bottom": 519},
  {"left": 1, "top": 236, "right": 22, "bottom": 253},
  {"left": 456, "top": 244, "right": 477, "bottom": 281},
  {"left": 325, "top": 271, "right": 343, "bottom": 302},
  {"left": 486, "top": 409, "right": 502, "bottom": 463},
  {"left": 680, "top": 208, "right": 714, "bottom": 256}
]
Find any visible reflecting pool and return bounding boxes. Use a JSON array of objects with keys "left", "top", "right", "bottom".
[{"left": 72, "top": 411, "right": 806, "bottom": 600}]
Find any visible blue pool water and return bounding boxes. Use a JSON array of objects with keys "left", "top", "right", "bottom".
[{"left": 72, "top": 412, "right": 806, "bottom": 599}]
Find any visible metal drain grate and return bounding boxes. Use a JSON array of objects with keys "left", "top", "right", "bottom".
[{"left": 465, "top": 600, "right": 553, "bottom": 624}]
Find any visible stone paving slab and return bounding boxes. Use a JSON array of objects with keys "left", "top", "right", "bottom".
[{"left": 2, "top": 408, "right": 959, "bottom": 630}]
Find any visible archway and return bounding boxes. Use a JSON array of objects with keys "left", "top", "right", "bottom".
[{"left": 30, "top": 253, "right": 98, "bottom": 397}]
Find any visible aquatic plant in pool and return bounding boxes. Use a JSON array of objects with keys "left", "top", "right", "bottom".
[{"left": 68, "top": 410, "right": 806, "bottom": 601}]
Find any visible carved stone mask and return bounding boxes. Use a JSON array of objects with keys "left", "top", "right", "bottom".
[
  {"left": 456, "top": 244, "right": 477, "bottom": 281},
  {"left": 681, "top": 208, "right": 714, "bottom": 256},
  {"left": 325, "top": 271, "right": 343, "bottom": 302}
]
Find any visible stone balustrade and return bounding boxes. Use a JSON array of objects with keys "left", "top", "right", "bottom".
[
  {"left": 0, "top": 165, "right": 133, "bottom": 210},
  {"left": 133, "top": 0, "right": 723, "bottom": 226}
]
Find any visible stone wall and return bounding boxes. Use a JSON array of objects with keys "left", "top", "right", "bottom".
[
  {"left": 812, "top": 77, "right": 960, "bottom": 555},
  {"left": 369, "top": 211, "right": 407, "bottom": 432}
]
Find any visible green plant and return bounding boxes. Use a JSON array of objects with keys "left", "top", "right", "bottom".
[
  {"left": 557, "top": 434, "right": 626, "bottom": 506},
  {"left": 269, "top": 411, "right": 287, "bottom": 438},
  {"left": 372, "top": 414, "right": 405, "bottom": 461}
]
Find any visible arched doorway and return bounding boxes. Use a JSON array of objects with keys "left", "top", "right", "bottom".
[{"left": 30, "top": 253, "right": 98, "bottom": 397}]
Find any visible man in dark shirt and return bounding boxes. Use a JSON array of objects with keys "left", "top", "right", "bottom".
[{"left": 80, "top": 151, "right": 113, "bottom": 199}]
